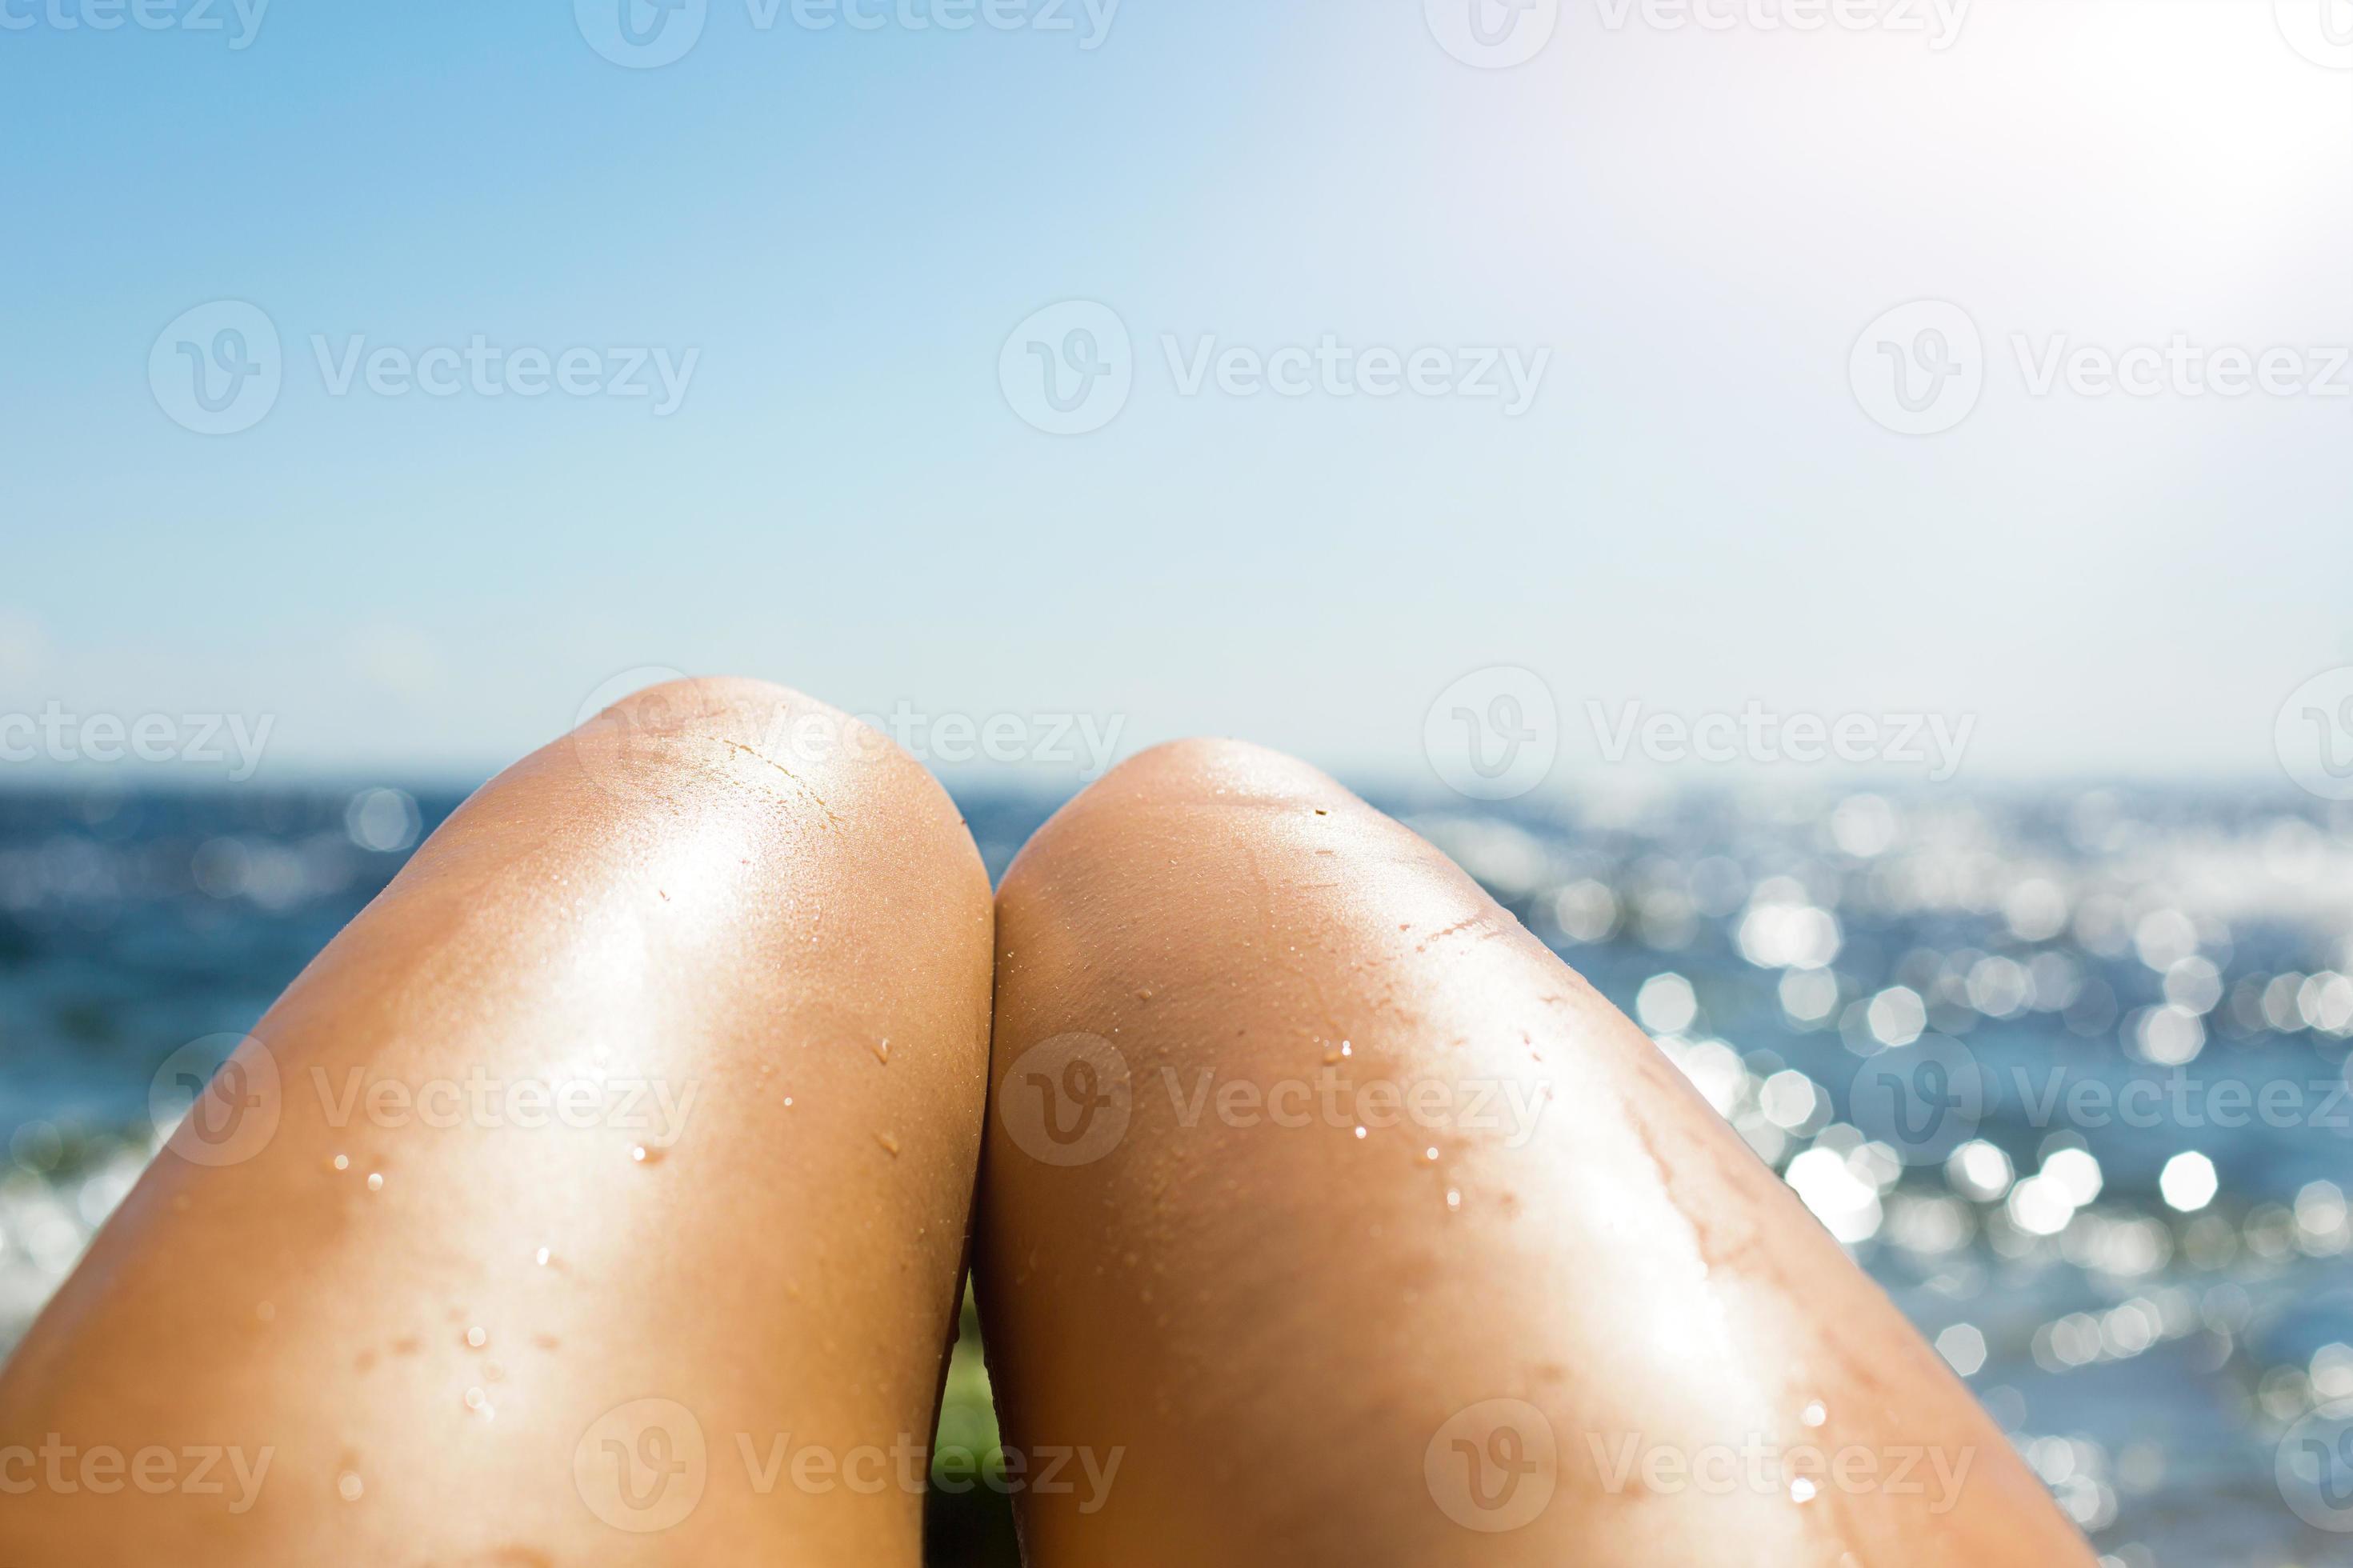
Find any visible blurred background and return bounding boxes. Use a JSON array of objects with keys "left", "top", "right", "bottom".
[{"left": 2, "top": 1, "right": 2349, "bottom": 1562}]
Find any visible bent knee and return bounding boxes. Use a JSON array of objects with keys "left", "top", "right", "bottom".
[
  {"left": 1002, "top": 737, "right": 1374, "bottom": 906},
  {"left": 1002, "top": 734, "right": 1462, "bottom": 930},
  {"left": 395, "top": 674, "right": 989, "bottom": 938},
  {"left": 573, "top": 675, "right": 966, "bottom": 832},
  {"left": 994, "top": 738, "right": 1531, "bottom": 1055}
]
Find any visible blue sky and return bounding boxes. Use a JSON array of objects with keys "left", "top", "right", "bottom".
[{"left": 3, "top": 0, "right": 2349, "bottom": 791}]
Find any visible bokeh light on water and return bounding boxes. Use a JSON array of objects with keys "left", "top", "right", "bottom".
[
  {"left": 2, "top": 779, "right": 2349, "bottom": 1565},
  {"left": 1407, "top": 780, "right": 2353, "bottom": 1567}
]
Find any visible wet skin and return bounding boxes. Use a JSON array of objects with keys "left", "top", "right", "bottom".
[
  {"left": 976, "top": 738, "right": 2097, "bottom": 1566},
  {"left": 0, "top": 679, "right": 994, "bottom": 1566}
]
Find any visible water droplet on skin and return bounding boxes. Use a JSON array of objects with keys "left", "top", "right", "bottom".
[
  {"left": 875, "top": 1132, "right": 902, "bottom": 1157},
  {"left": 1446, "top": 1189, "right": 1462, "bottom": 1210},
  {"left": 630, "top": 1143, "right": 666, "bottom": 1165},
  {"left": 783, "top": 1096, "right": 794, "bottom": 1108},
  {"left": 463, "top": 1386, "right": 492, "bottom": 1416},
  {"left": 1801, "top": 1400, "right": 1827, "bottom": 1428},
  {"left": 1790, "top": 1477, "right": 1818, "bottom": 1503},
  {"left": 534, "top": 1247, "right": 551, "bottom": 1267},
  {"left": 1353, "top": 1126, "right": 1368, "bottom": 1140},
  {"left": 331, "top": 1154, "right": 349, "bottom": 1171},
  {"left": 872, "top": 1038, "right": 890, "bottom": 1065},
  {"left": 1423, "top": 1146, "right": 1440, "bottom": 1162},
  {"left": 465, "top": 1326, "right": 486, "bottom": 1350},
  {"left": 1339, "top": 1041, "right": 1352, "bottom": 1058},
  {"left": 337, "top": 1471, "right": 364, "bottom": 1502},
  {"left": 366, "top": 1172, "right": 383, "bottom": 1192}
]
